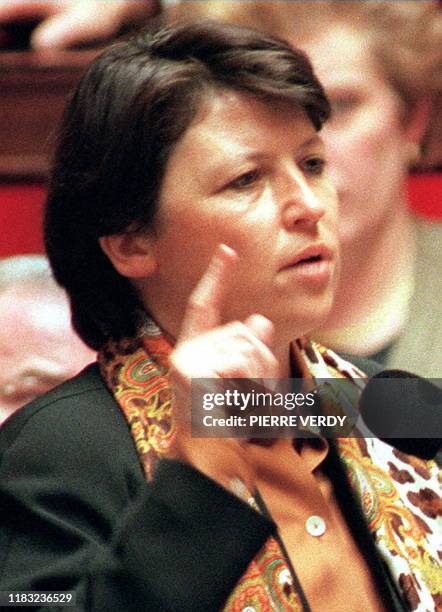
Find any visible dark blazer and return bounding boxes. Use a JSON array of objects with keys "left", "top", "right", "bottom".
[
  {"left": 0, "top": 364, "right": 274, "bottom": 611},
  {"left": 0, "top": 362, "right": 405, "bottom": 611}
]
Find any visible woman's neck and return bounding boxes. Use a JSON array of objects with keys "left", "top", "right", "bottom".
[{"left": 314, "top": 203, "right": 416, "bottom": 355}]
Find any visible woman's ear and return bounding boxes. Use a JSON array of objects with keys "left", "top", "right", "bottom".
[
  {"left": 405, "top": 98, "right": 431, "bottom": 145},
  {"left": 402, "top": 99, "right": 432, "bottom": 166},
  {"left": 99, "top": 232, "right": 157, "bottom": 279}
]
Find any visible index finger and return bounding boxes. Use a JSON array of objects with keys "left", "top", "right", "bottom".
[{"left": 178, "top": 244, "right": 238, "bottom": 342}]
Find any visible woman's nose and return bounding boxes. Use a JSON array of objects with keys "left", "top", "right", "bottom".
[{"left": 279, "top": 167, "right": 326, "bottom": 230}]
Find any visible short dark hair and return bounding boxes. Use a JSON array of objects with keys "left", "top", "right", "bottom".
[{"left": 45, "top": 20, "right": 330, "bottom": 349}]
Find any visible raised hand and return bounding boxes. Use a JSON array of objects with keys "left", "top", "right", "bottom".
[
  {"left": 172, "top": 244, "right": 278, "bottom": 379},
  {"left": 0, "top": 1, "right": 154, "bottom": 50},
  {"left": 167, "top": 244, "right": 279, "bottom": 494}
]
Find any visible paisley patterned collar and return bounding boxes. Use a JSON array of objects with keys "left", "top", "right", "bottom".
[{"left": 98, "top": 315, "right": 441, "bottom": 611}]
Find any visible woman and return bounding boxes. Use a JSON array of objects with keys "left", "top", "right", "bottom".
[
  {"left": 0, "top": 21, "right": 439, "bottom": 611},
  {"left": 175, "top": 0, "right": 442, "bottom": 378}
]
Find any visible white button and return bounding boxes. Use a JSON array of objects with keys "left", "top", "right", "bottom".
[
  {"left": 279, "top": 568, "right": 292, "bottom": 585},
  {"left": 305, "top": 515, "right": 326, "bottom": 537}
]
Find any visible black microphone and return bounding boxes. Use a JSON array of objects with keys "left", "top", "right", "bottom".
[{"left": 359, "top": 369, "right": 442, "bottom": 460}]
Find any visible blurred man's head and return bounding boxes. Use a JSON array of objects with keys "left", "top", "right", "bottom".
[{"left": 0, "top": 255, "right": 96, "bottom": 423}]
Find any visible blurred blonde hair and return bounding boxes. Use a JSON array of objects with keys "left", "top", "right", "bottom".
[
  {"left": 172, "top": 1, "right": 441, "bottom": 112},
  {"left": 171, "top": 1, "right": 442, "bottom": 167}
]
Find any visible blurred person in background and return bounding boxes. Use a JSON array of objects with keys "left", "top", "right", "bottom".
[
  {"left": 0, "top": 255, "right": 95, "bottom": 423},
  {"left": 176, "top": 0, "right": 442, "bottom": 378}
]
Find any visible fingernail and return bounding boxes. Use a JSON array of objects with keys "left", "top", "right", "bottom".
[
  {"left": 218, "top": 244, "right": 237, "bottom": 260},
  {"left": 32, "top": 23, "right": 66, "bottom": 49}
]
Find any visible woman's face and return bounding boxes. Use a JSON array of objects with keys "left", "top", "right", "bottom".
[
  {"left": 141, "top": 90, "right": 339, "bottom": 344},
  {"left": 299, "top": 24, "right": 413, "bottom": 248}
]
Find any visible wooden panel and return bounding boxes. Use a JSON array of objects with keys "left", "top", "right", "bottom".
[{"left": 0, "top": 49, "right": 97, "bottom": 179}]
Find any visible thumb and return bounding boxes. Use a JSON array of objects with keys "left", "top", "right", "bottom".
[
  {"left": 243, "top": 313, "right": 274, "bottom": 348},
  {"left": 31, "top": 7, "right": 119, "bottom": 49},
  {"left": 31, "top": 12, "right": 83, "bottom": 49}
]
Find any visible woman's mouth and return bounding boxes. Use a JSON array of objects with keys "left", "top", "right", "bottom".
[{"left": 280, "top": 244, "right": 335, "bottom": 284}]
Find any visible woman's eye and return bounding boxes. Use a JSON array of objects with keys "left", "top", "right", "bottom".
[
  {"left": 227, "top": 169, "right": 260, "bottom": 190},
  {"left": 301, "top": 157, "right": 326, "bottom": 176}
]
